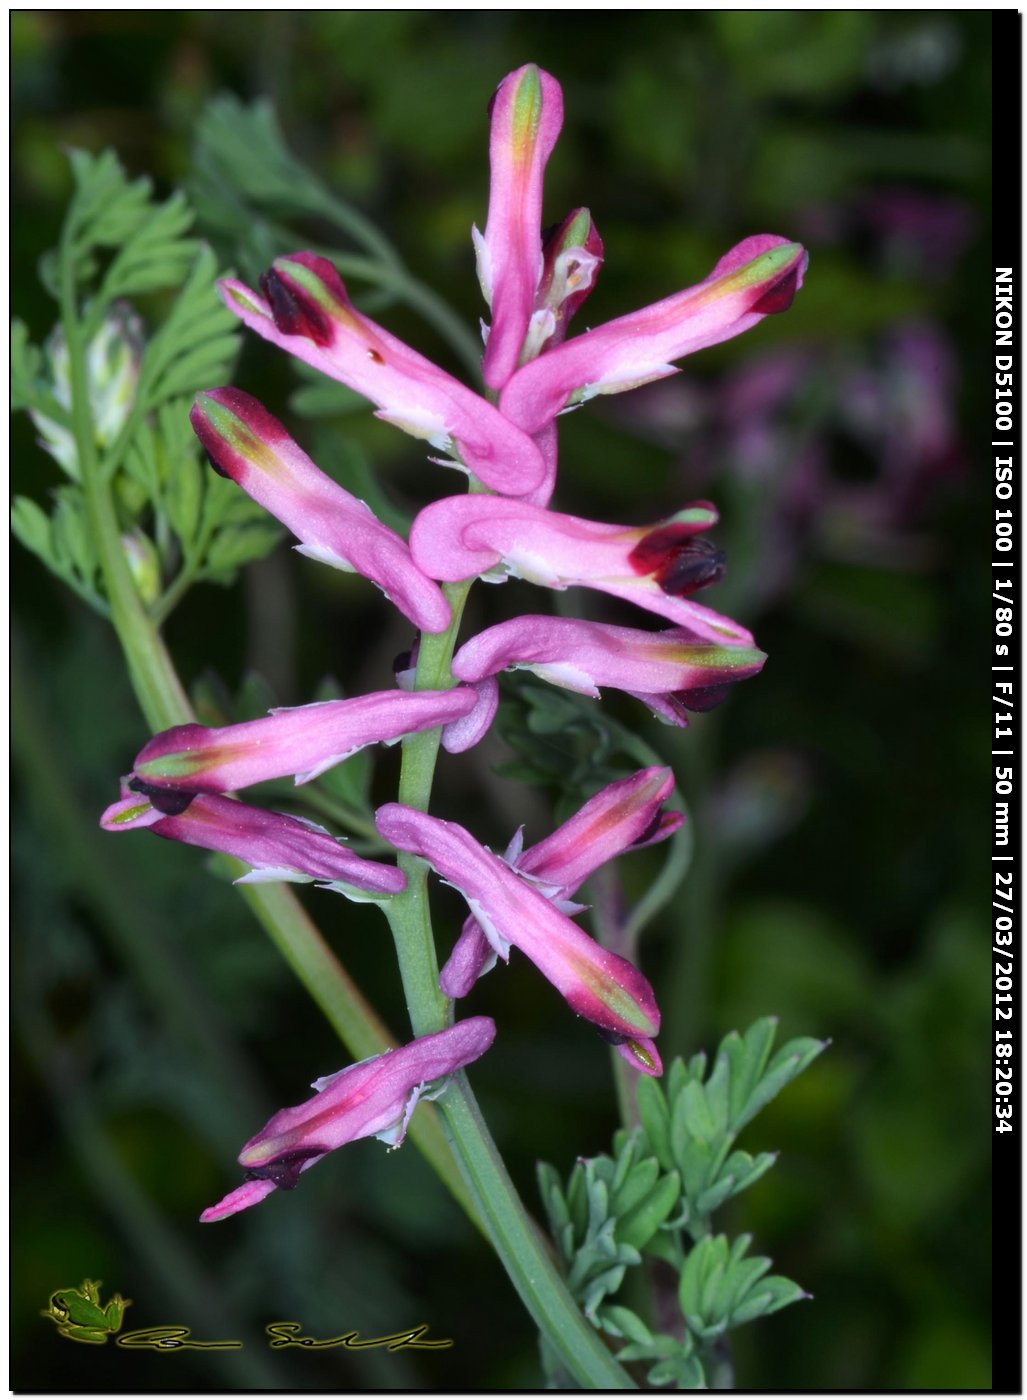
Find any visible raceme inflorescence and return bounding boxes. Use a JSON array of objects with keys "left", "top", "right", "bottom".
[{"left": 101, "top": 63, "right": 806, "bottom": 1224}]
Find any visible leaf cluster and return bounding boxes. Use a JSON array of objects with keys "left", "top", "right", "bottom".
[
  {"left": 537, "top": 1018, "right": 825, "bottom": 1387},
  {"left": 11, "top": 148, "right": 279, "bottom": 619}
]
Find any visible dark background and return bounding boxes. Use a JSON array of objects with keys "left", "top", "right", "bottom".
[{"left": 12, "top": 11, "right": 993, "bottom": 1390}]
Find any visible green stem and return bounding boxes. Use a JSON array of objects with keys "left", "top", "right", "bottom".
[
  {"left": 439, "top": 1080, "right": 636, "bottom": 1389},
  {"left": 383, "top": 584, "right": 636, "bottom": 1390},
  {"left": 57, "top": 239, "right": 481, "bottom": 1232}
]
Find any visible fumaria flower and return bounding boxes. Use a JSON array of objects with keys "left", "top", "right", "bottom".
[
  {"left": 101, "top": 786, "right": 406, "bottom": 898},
  {"left": 190, "top": 387, "right": 450, "bottom": 633},
  {"left": 452, "top": 614, "right": 766, "bottom": 724},
  {"left": 410, "top": 494, "right": 752, "bottom": 643},
  {"left": 475, "top": 62, "right": 564, "bottom": 390},
  {"left": 133, "top": 688, "right": 480, "bottom": 793},
  {"left": 219, "top": 252, "right": 546, "bottom": 497},
  {"left": 441, "top": 767, "right": 681, "bottom": 999},
  {"left": 499, "top": 234, "right": 808, "bottom": 435},
  {"left": 202, "top": 1018, "right": 496, "bottom": 1221},
  {"left": 523, "top": 207, "right": 604, "bottom": 362},
  {"left": 376, "top": 803, "right": 663, "bottom": 1074}
]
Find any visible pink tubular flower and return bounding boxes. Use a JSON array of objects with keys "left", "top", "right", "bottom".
[
  {"left": 499, "top": 235, "right": 808, "bottom": 435},
  {"left": 376, "top": 803, "right": 662, "bottom": 1075},
  {"left": 409, "top": 494, "right": 753, "bottom": 644},
  {"left": 441, "top": 768, "right": 681, "bottom": 1000},
  {"left": 190, "top": 388, "right": 450, "bottom": 634},
  {"left": 218, "top": 253, "right": 546, "bottom": 498},
  {"left": 476, "top": 63, "right": 564, "bottom": 390},
  {"left": 133, "top": 688, "right": 479, "bottom": 793},
  {"left": 452, "top": 615, "right": 766, "bottom": 724},
  {"left": 202, "top": 1018, "right": 496, "bottom": 1222},
  {"left": 101, "top": 787, "right": 406, "bottom": 898}
]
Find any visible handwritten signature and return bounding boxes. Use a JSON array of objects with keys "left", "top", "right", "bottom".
[{"left": 114, "top": 1322, "right": 452, "bottom": 1352}]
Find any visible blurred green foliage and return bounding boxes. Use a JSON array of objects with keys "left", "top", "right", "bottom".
[{"left": 12, "top": 11, "right": 991, "bottom": 1391}]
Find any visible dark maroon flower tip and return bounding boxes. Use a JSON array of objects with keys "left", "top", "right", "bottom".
[
  {"left": 629, "top": 530, "right": 726, "bottom": 597},
  {"left": 672, "top": 684, "right": 734, "bottom": 714},
  {"left": 243, "top": 1148, "right": 326, "bottom": 1191},
  {"left": 750, "top": 255, "right": 807, "bottom": 316},
  {"left": 259, "top": 266, "right": 333, "bottom": 347},
  {"left": 201, "top": 446, "right": 232, "bottom": 479},
  {"left": 126, "top": 776, "right": 197, "bottom": 817},
  {"left": 630, "top": 807, "right": 668, "bottom": 848}
]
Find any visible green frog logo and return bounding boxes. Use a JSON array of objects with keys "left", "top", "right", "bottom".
[{"left": 41, "top": 1280, "right": 132, "bottom": 1344}]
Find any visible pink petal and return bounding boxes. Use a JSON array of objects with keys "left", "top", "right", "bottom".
[
  {"left": 479, "top": 64, "right": 564, "bottom": 390},
  {"left": 219, "top": 256, "right": 546, "bottom": 497},
  {"left": 500, "top": 236, "right": 808, "bottom": 434},
  {"left": 191, "top": 388, "right": 450, "bottom": 633},
  {"left": 134, "top": 689, "right": 478, "bottom": 793}
]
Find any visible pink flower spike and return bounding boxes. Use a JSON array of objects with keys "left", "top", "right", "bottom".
[
  {"left": 133, "top": 688, "right": 478, "bottom": 794},
  {"left": 219, "top": 255, "right": 546, "bottom": 498},
  {"left": 376, "top": 804, "right": 661, "bottom": 1067},
  {"left": 101, "top": 789, "right": 406, "bottom": 898},
  {"left": 500, "top": 235, "right": 808, "bottom": 434},
  {"left": 201, "top": 1018, "right": 496, "bottom": 1221},
  {"left": 190, "top": 388, "right": 450, "bottom": 634},
  {"left": 477, "top": 64, "right": 564, "bottom": 390},
  {"left": 409, "top": 494, "right": 754, "bottom": 644},
  {"left": 452, "top": 614, "right": 766, "bottom": 722}
]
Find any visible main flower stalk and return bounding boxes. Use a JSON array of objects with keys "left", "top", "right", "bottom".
[{"left": 382, "top": 576, "right": 636, "bottom": 1389}]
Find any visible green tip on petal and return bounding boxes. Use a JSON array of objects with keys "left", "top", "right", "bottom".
[
  {"left": 510, "top": 65, "right": 544, "bottom": 153},
  {"left": 135, "top": 752, "right": 210, "bottom": 782},
  {"left": 196, "top": 395, "right": 282, "bottom": 477},
  {"left": 623, "top": 1039, "right": 656, "bottom": 1072},
  {"left": 557, "top": 208, "right": 594, "bottom": 250}
]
